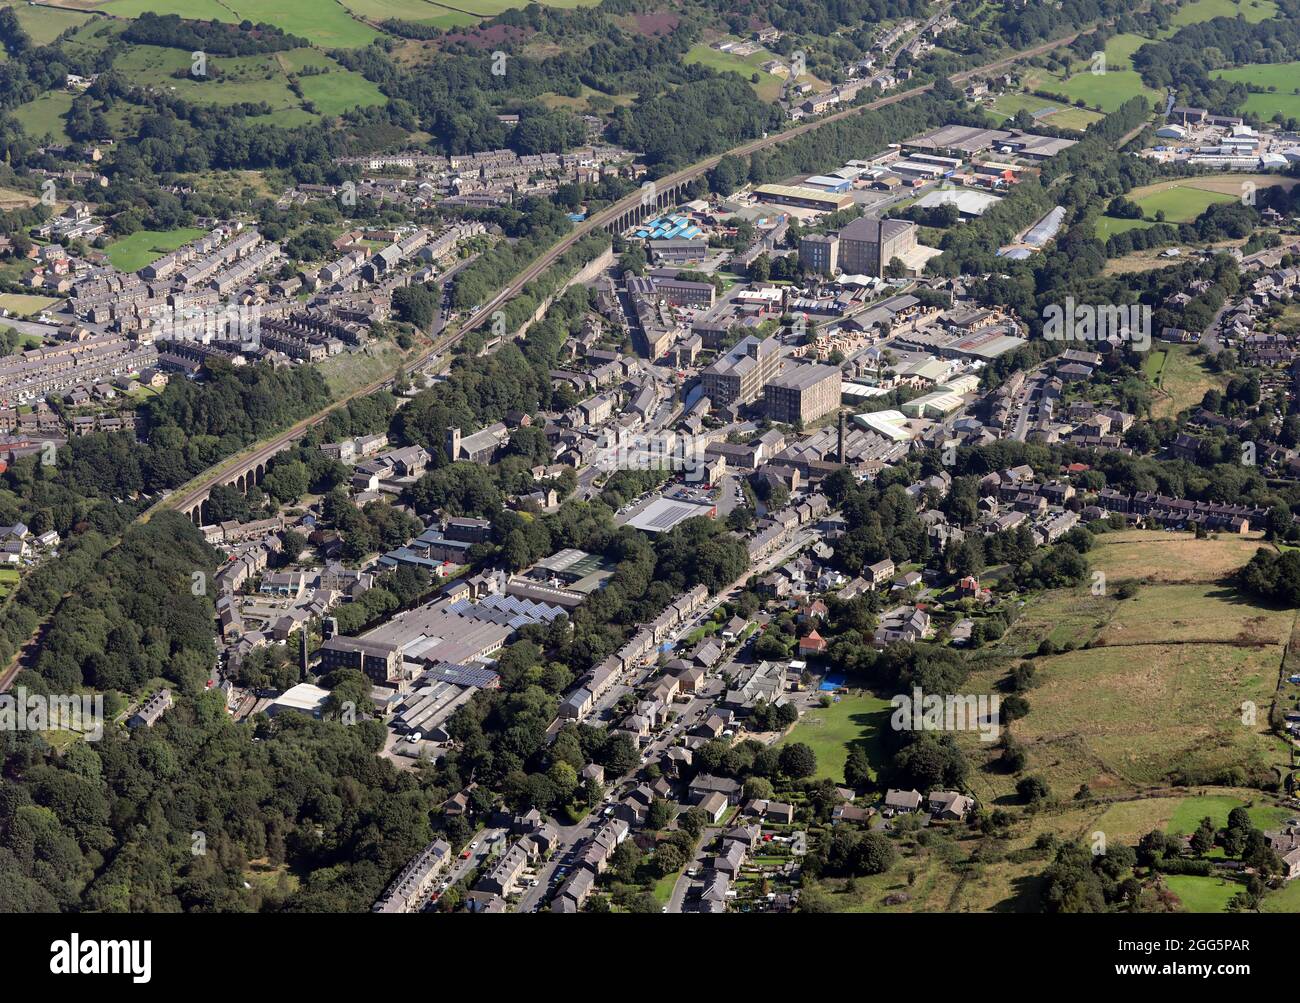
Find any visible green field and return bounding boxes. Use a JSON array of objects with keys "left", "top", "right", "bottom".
[
  {"left": 1262, "top": 877, "right": 1300, "bottom": 911},
  {"left": 1212, "top": 61, "right": 1300, "bottom": 121},
  {"left": 1136, "top": 186, "right": 1237, "bottom": 222},
  {"left": 11, "top": 91, "right": 75, "bottom": 143},
  {"left": 780, "top": 691, "right": 892, "bottom": 785},
  {"left": 1101, "top": 176, "right": 1294, "bottom": 240},
  {"left": 1142, "top": 344, "right": 1229, "bottom": 419},
  {"left": 685, "top": 41, "right": 788, "bottom": 101},
  {"left": 1165, "top": 794, "right": 1293, "bottom": 835},
  {"left": 104, "top": 228, "right": 207, "bottom": 272},
  {"left": 339, "top": 0, "right": 497, "bottom": 24},
  {"left": 421, "top": 0, "right": 602, "bottom": 12},
  {"left": 1096, "top": 177, "right": 1245, "bottom": 238},
  {"left": 1167, "top": 0, "right": 1277, "bottom": 29},
  {"left": 1024, "top": 34, "right": 1161, "bottom": 115},
  {"left": 1098, "top": 32, "right": 1148, "bottom": 70},
  {"left": 987, "top": 91, "right": 1103, "bottom": 131},
  {"left": 102, "top": 0, "right": 600, "bottom": 40},
  {"left": 297, "top": 67, "right": 387, "bottom": 118},
  {"left": 1143, "top": 347, "right": 1168, "bottom": 383},
  {"left": 6, "top": 1, "right": 94, "bottom": 44},
  {"left": 102, "top": 0, "right": 383, "bottom": 48},
  {"left": 106, "top": 45, "right": 384, "bottom": 124},
  {"left": 0, "top": 293, "right": 59, "bottom": 317},
  {"left": 1095, "top": 215, "right": 1155, "bottom": 240},
  {"left": 1049, "top": 69, "right": 1158, "bottom": 113},
  {"left": 963, "top": 532, "right": 1292, "bottom": 802}
]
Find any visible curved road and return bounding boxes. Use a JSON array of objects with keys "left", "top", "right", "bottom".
[{"left": 150, "top": 28, "right": 1087, "bottom": 522}]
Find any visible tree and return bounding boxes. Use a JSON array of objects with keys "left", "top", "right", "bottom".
[
  {"left": 779, "top": 742, "right": 817, "bottom": 779},
  {"left": 1189, "top": 817, "right": 1215, "bottom": 857},
  {"left": 743, "top": 776, "right": 774, "bottom": 800},
  {"left": 392, "top": 284, "right": 437, "bottom": 330},
  {"left": 647, "top": 798, "right": 676, "bottom": 831},
  {"left": 280, "top": 529, "right": 306, "bottom": 562},
  {"left": 1017, "top": 775, "right": 1052, "bottom": 805},
  {"left": 856, "top": 831, "right": 897, "bottom": 875},
  {"left": 653, "top": 842, "right": 685, "bottom": 877},
  {"left": 844, "top": 745, "right": 871, "bottom": 788}
]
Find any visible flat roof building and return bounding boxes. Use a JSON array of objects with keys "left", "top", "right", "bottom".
[
  {"left": 700, "top": 334, "right": 782, "bottom": 409},
  {"left": 753, "top": 184, "right": 854, "bottom": 213},
  {"left": 799, "top": 233, "right": 839, "bottom": 275},
  {"left": 765, "top": 363, "right": 842, "bottom": 425},
  {"left": 838, "top": 217, "right": 917, "bottom": 278}
]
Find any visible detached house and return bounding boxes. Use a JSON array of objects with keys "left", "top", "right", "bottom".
[{"left": 797, "top": 630, "right": 828, "bottom": 656}]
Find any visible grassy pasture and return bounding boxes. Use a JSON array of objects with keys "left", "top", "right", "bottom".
[
  {"left": 1212, "top": 62, "right": 1300, "bottom": 121},
  {"left": 102, "top": 0, "right": 383, "bottom": 48},
  {"left": 1141, "top": 344, "right": 1230, "bottom": 419},
  {"left": 1087, "top": 530, "right": 1264, "bottom": 583},
  {"left": 963, "top": 533, "right": 1291, "bottom": 800},
  {"left": 12, "top": 91, "right": 75, "bottom": 143},
  {"left": 0, "top": 293, "right": 59, "bottom": 317},
  {"left": 986, "top": 91, "right": 1103, "bottom": 131},
  {"left": 1167, "top": 0, "right": 1277, "bottom": 29},
  {"left": 6, "top": 1, "right": 94, "bottom": 44}
]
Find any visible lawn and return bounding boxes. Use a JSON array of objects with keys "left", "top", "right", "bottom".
[
  {"left": 1261, "top": 876, "right": 1300, "bottom": 912},
  {"left": 1144, "top": 347, "right": 1168, "bottom": 382},
  {"left": 0, "top": 293, "right": 59, "bottom": 317},
  {"left": 780, "top": 691, "right": 892, "bottom": 785},
  {"left": 1162, "top": 874, "right": 1243, "bottom": 912},
  {"left": 104, "top": 228, "right": 207, "bottom": 272},
  {"left": 1166, "top": 794, "right": 1293, "bottom": 834}
]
